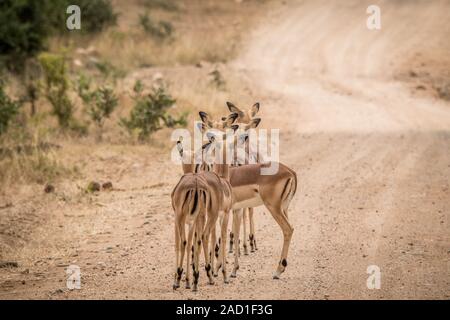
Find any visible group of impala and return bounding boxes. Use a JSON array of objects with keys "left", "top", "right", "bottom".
[{"left": 171, "top": 102, "right": 297, "bottom": 291}]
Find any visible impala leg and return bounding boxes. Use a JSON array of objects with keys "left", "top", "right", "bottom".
[
  {"left": 242, "top": 208, "right": 249, "bottom": 255},
  {"left": 266, "top": 204, "right": 294, "bottom": 279},
  {"left": 229, "top": 228, "right": 234, "bottom": 254},
  {"left": 185, "top": 223, "right": 194, "bottom": 289},
  {"left": 231, "top": 209, "right": 242, "bottom": 278},
  {"left": 192, "top": 218, "right": 203, "bottom": 292},
  {"left": 213, "top": 214, "right": 223, "bottom": 276},
  {"left": 220, "top": 210, "right": 230, "bottom": 283},
  {"left": 249, "top": 207, "right": 257, "bottom": 252},
  {"left": 202, "top": 213, "right": 216, "bottom": 285},
  {"left": 210, "top": 222, "right": 217, "bottom": 277},
  {"left": 174, "top": 218, "right": 186, "bottom": 289},
  {"left": 173, "top": 221, "right": 181, "bottom": 290}
]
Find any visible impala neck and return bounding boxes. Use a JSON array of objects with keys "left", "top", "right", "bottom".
[{"left": 213, "top": 141, "right": 230, "bottom": 180}]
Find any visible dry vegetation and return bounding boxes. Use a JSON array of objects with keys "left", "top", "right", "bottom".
[
  {"left": 0, "top": 0, "right": 272, "bottom": 266},
  {"left": 0, "top": 0, "right": 270, "bottom": 191}
]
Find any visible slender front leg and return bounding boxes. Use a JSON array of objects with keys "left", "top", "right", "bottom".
[{"left": 231, "top": 209, "right": 242, "bottom": 278}]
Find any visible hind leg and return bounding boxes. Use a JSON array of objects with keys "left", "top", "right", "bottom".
[
  {"left": 231, "top": 209, "right": 242, "bottom": 278},
  {"left": 173, "top": 221, "right": 181, "bottom": 289},
  {"left": 249, "top": 207, "right": 257, "bottom": 252},
  {"left": 265, "top": 204, "right": 294, "bottom": 279},
  {"left": 185, "top": 223, "right": 194, "bottom": 289},
  {"left": 173, "top": 217, "right": 186, "bottom": 289},
  {"left": 242, "top": 208, "right": 249, "bottom": 255},
  {"left": 202, "top": 214, "right": 216, "bottom": 285},
  {"left": 192, "top": 218, "right": 203, "bottom": 292}
]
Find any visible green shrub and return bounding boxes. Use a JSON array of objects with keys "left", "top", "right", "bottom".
[
  {"left": 87, "top": 87, "right": 118, "bottom": 127},
  {"left": 38, "top": 53, "right": 77, "bottom": 130},
  {"left": 139, "top": 13, "right": 173, "bottom": 40},
  {"left": 0, "top": 81, "right": 21, "bottom": 135},
  {"left": 76, "top": 74, "right": 118, "bottom": 139},
  {"left": 0, "top": 0, "right": 117, "bottom": 71},
  {"left": 120, "top": 81, "right": 187, "bottom": 140},
  {"left": 0, "top": 0, "right": 52, "bottom": 70}
]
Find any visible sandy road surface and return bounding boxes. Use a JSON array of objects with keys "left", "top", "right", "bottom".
[{"left": 1, "top": 0, "right": 449, "bottom": 299}]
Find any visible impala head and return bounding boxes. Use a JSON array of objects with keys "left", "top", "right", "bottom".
[
  {"left": 226, "top": 102, "right": 260, "bottom": 125},
  {"left": 198, "top": 111, "right": 239, "bottom": 131},
  {"left": 177, "top": 137, "right": 195, "bottom": 174}
]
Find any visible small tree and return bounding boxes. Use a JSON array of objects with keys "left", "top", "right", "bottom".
[
  {"left": 38, "top": 53, "right": 75, "bottom": 129},
  {"left": 77, "top": 74, "right": 118, "bottom": 140},
  {"left": 87, "top": 87, "right": 118, "bottom": 140},
  {"left": 120, "top": 81, "right": 187, "bottom": 141},
  {"left": 0, "top": 81, "right": 20, "bottom": 135}
]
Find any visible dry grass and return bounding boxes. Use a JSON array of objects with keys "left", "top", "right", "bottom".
[
  {"left": 1, "top": 0, "right": 270, "bottom": 190},
  {"left": 51, "top": 0, "right": 269, "bottom": 71},
  {"left": 0, "top": 125, "right": 76, "bottom": 189}
]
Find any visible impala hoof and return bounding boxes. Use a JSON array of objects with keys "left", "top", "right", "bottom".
[{"left": 273, "top": 273, "right": 280, "bottom": 280}]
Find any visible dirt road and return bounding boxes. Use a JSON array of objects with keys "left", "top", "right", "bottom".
[{"left": 1, "top": 0, "right": 449, "bottom": 299}]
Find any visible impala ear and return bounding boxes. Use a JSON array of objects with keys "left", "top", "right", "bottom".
[
  {"left": 199, "top": 111, "right": 214, "bottom": 128},
  {"left": 250, "top": 102, "right": 260, "bottom": 117},
  {"left": 245, "top": 118, "right": 261, "bottom": 129},
  {"left": 226, "top": 101, "right": 243, "bottom": 115},
  {"left": 199, "top": 111, "right": 208, "bottom": 123},
  {"left": 223, "top": 112, "right": 239, "bottom": 127}
]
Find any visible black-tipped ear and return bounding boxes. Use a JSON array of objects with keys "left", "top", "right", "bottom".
[
  {"left": 199, "top": 111, "right": 208, "bottom": 123},
  {"left": 230, "top": 124, "right": 239, "bottom": 132},
  {"left": 251, "top": 102, "right": 260, "bottom": 117},
  {"left": 223, "top": 112, "right": 239, "bottom": 127},
  {"left": 247, "top": 118, "right": 261, "bottom": 129},
  {"left": 229, "top": 112, "right": 239, "bottom": 123},
  {"left": 226, "top": 101, "right": 242, "bottom": 114}
]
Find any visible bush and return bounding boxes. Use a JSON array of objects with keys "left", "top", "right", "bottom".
[
  {"left": 38, "top": 53, "right": 78, "bottom": 130},
  {"left": 0, "top": 0, "right": 52, "bottom": 69},
  {"left": 0, "top": 0, "right": 117, "bottom": 71},
  {"left": 68, "top": 0, "right": 118, "bottom": 34},
  {"left": 78, "top": 78, "right": 118, "bottom": 140},
  {"left": 0, "top": 81, "right": 21, "bottom": 135},
  {"left": 120, "top": 81, "right": 187, "bottom": 140}
]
